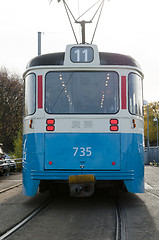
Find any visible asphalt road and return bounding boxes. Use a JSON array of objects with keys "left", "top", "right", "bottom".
[
  {"left": 0, "top": 172, "right": 50, "bottom": 235},
  {"left": 0, "top": 166, "right": 159, "bottom": 240},
  {"left": 0, "top": 172, "right": 22, "bottom": 191},
  {"left": 6, "top": 191, "right": 117, "bottom": 240}
]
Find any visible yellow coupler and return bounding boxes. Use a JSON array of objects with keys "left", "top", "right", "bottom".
[{"left": 69, "top": 174, "right": 95, "bottom": 183}]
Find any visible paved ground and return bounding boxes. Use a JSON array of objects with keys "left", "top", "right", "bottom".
[
  {"left": 144, "top": 165, "right": 159, "bottom": 195},
  {"left": 7, "top": 192, "right": 116, "bottom": 240},
  {"left": 0, "top": 172, "right": 50, "bottom": 235},
  {"left": 119, "top": 165, "right": 159, "bottom": 240},
  {"left": 0, "top": 172, "right": 22, "bottom": 191},
  {"left": 0, "top": 166, "right": 159, "bottom": 240},
  {"left": 140, "top": 166, "right": 159, "bottom": 239}
]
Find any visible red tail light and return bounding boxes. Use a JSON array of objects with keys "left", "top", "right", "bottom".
[
  {"left": 47, "top": 119, "right": 55, "bottom": 125},
  {"left": 110, "top": 125, "right": 118, "bottom": 131},
  {"left": 110, "top": 119, "right": 119, "bottom": 131},
  {"left": 110, "top": 119, "right": 118, "bottom": 125},
  {"left": 47, "top": 126, "right": 55, "bottom": 131},
  {"left": 46, "top": 119, "right": 55, "bottom": 131}
]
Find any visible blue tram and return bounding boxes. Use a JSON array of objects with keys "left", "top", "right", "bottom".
[{"left": 22, "top": 44, "right": 144, "bottom": 197}]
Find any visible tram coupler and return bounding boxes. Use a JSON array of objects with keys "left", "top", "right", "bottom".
[{"left": 68, "top": 174, "right": 95, "bottom": 197}]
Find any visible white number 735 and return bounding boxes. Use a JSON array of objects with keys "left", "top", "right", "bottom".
[{"left": 73, "top": 147, "right": 92, "bottom": 157}]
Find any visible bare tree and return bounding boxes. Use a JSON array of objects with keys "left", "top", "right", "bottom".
[{"left": 0, "top": 68, "right": 24, "bottom": 152}]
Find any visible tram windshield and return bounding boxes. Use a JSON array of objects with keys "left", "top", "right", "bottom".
[{"left": 45, "top": 71, "right": 119, "bottom": 114}]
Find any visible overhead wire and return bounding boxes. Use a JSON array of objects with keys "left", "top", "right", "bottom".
[
  {"left": 61, "top": 0, "right": 106, "bottom": 44},
  {"left": 91, "top": 0, "right": 105, "bottom": 44},
  {"left": 63, "top": 0, "right": 76, "bottom": 21},
  {"left": 91, "top": 0, "right": 104, "bottom": 22},
  {"left": 77, "top": 0, "right": 81, "bottom": 42},
  {"left": 76, "top": 0, "right": 102, "bottom": 21},
  {"left": 62, "top": 0, "right": 78, "bottom": 44}
]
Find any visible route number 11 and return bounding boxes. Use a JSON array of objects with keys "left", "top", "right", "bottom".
[
  {"left": 70, "top": 47, "right": 94, "bottom": 63},
  {"left": 74, "top": 49, "right": 88, "bottom": 62}
]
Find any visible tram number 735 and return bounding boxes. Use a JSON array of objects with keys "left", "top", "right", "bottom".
[{"left": 73, "top": 147, "right": 92, "bottom": 157}]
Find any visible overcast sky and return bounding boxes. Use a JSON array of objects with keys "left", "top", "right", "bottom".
[{"left": 0, "top": 0, "right": 158, "bottom": 103}]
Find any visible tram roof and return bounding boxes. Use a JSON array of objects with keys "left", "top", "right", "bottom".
[{"left": 26, "top": 52, "right": 141, "bottom": 69}]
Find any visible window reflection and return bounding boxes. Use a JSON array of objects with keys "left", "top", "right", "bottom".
[
  {"left": 129, "top": 73, "right": 143, "bottom": 116},
  {"left": 25, "top": 74, "right": 36, "bottom": 115},
  {"left": 45, "top": 71, "right": 119, "bottom": 114}
]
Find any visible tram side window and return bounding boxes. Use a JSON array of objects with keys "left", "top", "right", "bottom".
[
  {"left": 128, "top": 73, "right": 143, "bottom": 116},
  {"left": 24, "top": 74, "right": 36, "bottom": 115}
]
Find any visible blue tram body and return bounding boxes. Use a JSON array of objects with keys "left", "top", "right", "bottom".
[{"left": 23, "top": 44, "right": 144, "bottom": 197}]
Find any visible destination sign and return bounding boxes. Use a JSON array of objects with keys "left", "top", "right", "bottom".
[{"left": 70, "top": 47, "right": 94, "bottom": 63}]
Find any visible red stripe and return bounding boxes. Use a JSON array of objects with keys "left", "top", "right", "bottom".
[
  {"left": 38, "top": 75, "right": 43, "bottom": 108},
  {"left": 121, "top": 76, "right": 126, "bottom": 109}
]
